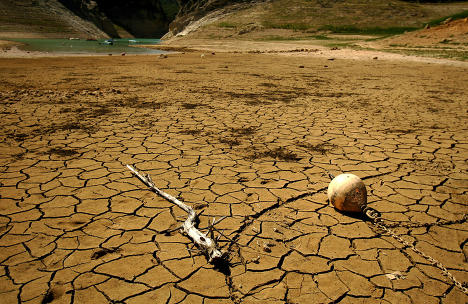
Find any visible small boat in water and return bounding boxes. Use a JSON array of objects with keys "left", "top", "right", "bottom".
[{"left": 101, "top": 39, "right": 114, "bottom": 45}]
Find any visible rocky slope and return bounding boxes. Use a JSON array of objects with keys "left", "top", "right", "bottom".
[
  {"left": 0, "top": 0, "right": 180, "bottom": 39},
  {"left": 167, "top": 0, "right": 254, "bottom": 36},
  {"left": 1, "top": 0, "right": 467, "bottom": 41},
  {"left": 0, "top": 0, "right": 108, "bottom": 39},
  {"left": 58, "top": 0, "right": 180, "bottom": 38}
]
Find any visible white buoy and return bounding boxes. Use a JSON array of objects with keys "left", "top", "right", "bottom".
[{"left": 328, "top": 173, "right": 367, "bottom": 212}]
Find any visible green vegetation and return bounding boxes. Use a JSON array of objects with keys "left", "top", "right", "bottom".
[
  {"left": 217, "top": 0, "right": 468, "bottom": 38},
  {"left": 218, "top": 22, "right": 237, "bottom": 28},
  {"left": 325, "top": 42, "right": 363, "bottom": 50},
  {"left": 255, "top": 34, "right": 336, "bottom": 41},
  {"left": 259, "top": 9, "right": 468, "bottom": 37},
  {"left": 255, "top": 35, "right": 305, "bottom": 41},
  {"left": 257, "top": 0, "right": 434, "bottom": 33},
  {"left": 426, "top": 10, "right": 468, "bottom": 27},
  {"left": 160, "top": 0, "right": 180, "bottom": 20},
  {"left": 386, "top": 47, "right": 468, "bottom": 61},
  {"left": 257, "top": 21, "right": 421, "bottom": 35},
  {"left": 261, "top": 21, "right": 310, "bottom": 31},
  {"left": 311, "top": 34, "right": 332, "bottom": 40},
  {"left": 318, "top": 25, "right": 418, "bottom": 35}
]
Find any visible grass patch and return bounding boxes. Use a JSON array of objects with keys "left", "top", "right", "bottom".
[
  {"left": 256, "top": 34, "right": 331, "bottom": 41},
  {"left": 255, "top": 35, "right": 304, "bottom": 41},
  {"left": 311, "top": 34, "right": 331, "bottom": 40},
  {"left": 325, "top": 42, "right": 362, "bottom": 50},
  {"left": 319, "top": 25, "right": 418, "bottom": 35},
  {"left": 385, "top": 48, "right": 468, "bottom": 61},
  {"left": 218, "top": 22, "right": 237, "bottom": 28},
  {"left": 262, "top": 21, "right": 310, "bottom": 31},
  {"left": 426, "top": 10, "right": 468, "bottom": 27}
]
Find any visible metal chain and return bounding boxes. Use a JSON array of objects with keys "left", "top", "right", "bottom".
[
  {"left": 364, "top": 208, "right": 468, "bottom": 295},
  {"left": 380, "top": 214, "right": 468, "bottom": 229}
]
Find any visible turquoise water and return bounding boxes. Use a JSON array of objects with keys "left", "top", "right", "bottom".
[{"left": 5, "top": 38, "right": 166, "bottom": 55}]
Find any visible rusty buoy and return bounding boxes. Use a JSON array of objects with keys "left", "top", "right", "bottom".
[{"left": 327, "top": 173, "right": 367, "bottom": 213}]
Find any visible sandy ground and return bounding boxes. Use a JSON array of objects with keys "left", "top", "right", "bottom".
[
  {"left": 154, "top": 37, "right": 468, "bottom": 68},
  {"left": 0, "top": 50, "right": 467, "bottom": 303}
]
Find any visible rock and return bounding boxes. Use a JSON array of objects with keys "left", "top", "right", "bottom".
[
  {"left": 386, "top": 271, "right": 406, "bottom": 280},
  {"left": 442, "top": 17, "right": 452, "bottom": 25},
  {"left": 251, "top": 256, "right": 260, "bottom": 264},
  {"left": 262, "top": 242, "right": 274, "bottom": 253}
]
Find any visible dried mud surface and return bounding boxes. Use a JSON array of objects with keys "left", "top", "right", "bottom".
[{"left": 0, "top": 53, "right": 467, "bottom": 303}]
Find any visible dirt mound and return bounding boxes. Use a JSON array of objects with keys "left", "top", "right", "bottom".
[{"left": 384, "top": 17, "right": 468, "bottom": 47}]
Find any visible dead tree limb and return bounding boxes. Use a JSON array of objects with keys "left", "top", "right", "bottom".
[{"left": 126, "top": 165, "right": 225, "bottom": 263}]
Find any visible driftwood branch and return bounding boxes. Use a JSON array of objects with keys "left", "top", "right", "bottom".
[{"left": 126, "top": 165, "right": 225, "bottom": 263}]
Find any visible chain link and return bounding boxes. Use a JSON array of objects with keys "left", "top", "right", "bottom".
[
  {"left": 380, "top": 214, "right": 468, "bottom": 229},
  {"left": 364, "top": 208, "right": 468, "bottom": 295}
]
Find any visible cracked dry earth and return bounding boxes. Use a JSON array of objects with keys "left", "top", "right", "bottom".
[{"left": 0, "top": 52, "right": 467, "bottom": 304}]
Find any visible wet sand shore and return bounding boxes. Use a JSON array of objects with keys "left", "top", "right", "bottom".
[{"left": 0, "top": 52, "right": 467, "bottom": 303}]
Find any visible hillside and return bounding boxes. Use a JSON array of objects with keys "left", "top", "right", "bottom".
[
  {"left": 58, "top": 0, "right": 180, "bottom": 38},
  {"left": 1, "top": 0, "right": 467, "bottom": 56},
  {"left": 0, "top": 0, "right": 180, "bottom": 39},
  {"left": 168, "top": 0, "right": 468, "bottom": 39},
  {"left": 161, "top": 0, "right": 468, "bottom": 61},
  {"left": 0, "top": 0, "right": 107, "bottom": 38}
]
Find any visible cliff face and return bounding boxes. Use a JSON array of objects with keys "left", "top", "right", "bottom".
[
  {"left": 58, "top": 0, "right": 180, "bottom": 38},
  {"left": 56, "top": 0, "right": 253, "bottom": 38},
  {"left": 168, "top": 0, "right": 251, "bottom": 36}
]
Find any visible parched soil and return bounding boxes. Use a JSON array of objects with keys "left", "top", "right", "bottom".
[{"left": 0, "top": 52, "right": 467, "bottom": 303}]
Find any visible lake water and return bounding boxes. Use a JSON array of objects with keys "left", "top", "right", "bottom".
[{"left": 5, "top": 38, "right": 166, "bottom": 55}]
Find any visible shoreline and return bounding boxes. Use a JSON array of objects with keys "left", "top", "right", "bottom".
[
  {"left": 1, "top": 37, "right": 466, "bottom": 67},
  {"left": 0, "top": 39, "right": 167, "bottom": 58},
  {"left": 150, "top": 38, "right": 468, "bottom": 67}
]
